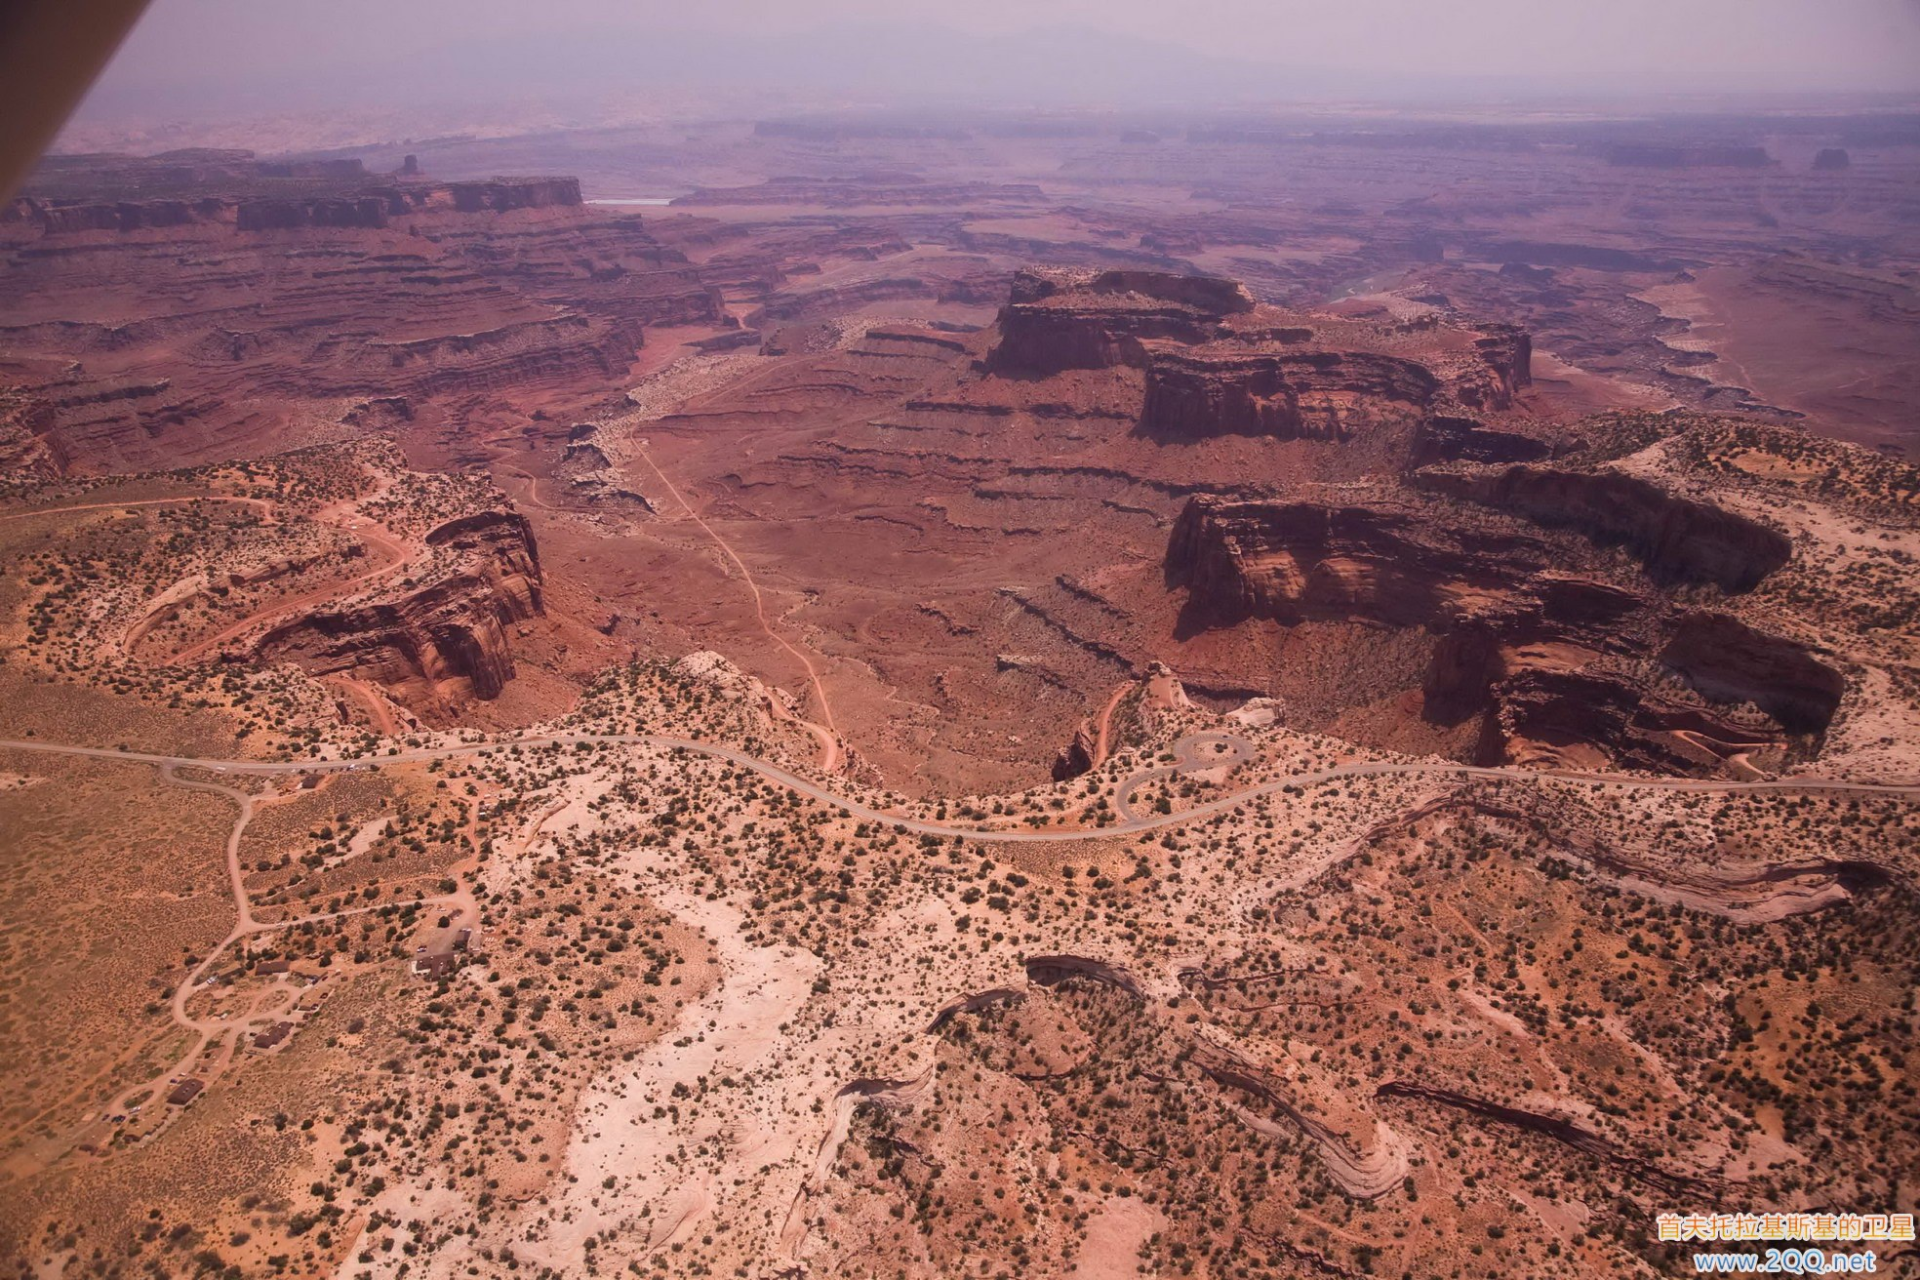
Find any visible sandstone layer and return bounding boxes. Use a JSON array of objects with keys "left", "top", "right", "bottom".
[{"left": 257, "top": 511, "right": 544, "bottom": 716}]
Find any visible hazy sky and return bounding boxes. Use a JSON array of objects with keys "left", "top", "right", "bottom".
[{"left": 71, "top": 0, "right": 1920, "bottom": 122}]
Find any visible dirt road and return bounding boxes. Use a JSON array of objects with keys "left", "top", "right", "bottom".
[{"left": 628, "top": 440, "right": 845, "bottom": 772}]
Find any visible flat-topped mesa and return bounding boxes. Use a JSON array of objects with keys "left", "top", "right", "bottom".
[
  {"left": 1080, "top": 270, "right": 1257, "bottom": 315},
  {"left": 1416, "top": 464, "right": 1790, "bottom": 591},
  {"left": 256, "top": 511, "right": 544, "bottom": 717},
  {"left": 984, "top": 265, "right": 1538, "bottom": 450},
  {"left": 237, "top": 196, "right": 391, "bottom": 231},
  {"left": 447, "top": 177, "right": 583, "bottom": 213},
  {"left": 1607, "top": 143, "right": 1772, "bottom": 168},
  {"left": 985, "top": 267, "right": 1254, "bottom": 375},
  {"left": 239, "top": 179, "right": 580, "bottom": 230},
  {"left": 11, "top": 177, "right": 585, "bottom": 238},
  {"left": 7, "top": 198, "right": 204, "bottom": 234}
]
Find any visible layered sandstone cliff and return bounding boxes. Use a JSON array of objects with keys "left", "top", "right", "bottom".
[
  {"left": 983, "top": 265, "right": 1538, "bottom": 455},
  {"left": 257, "top": 512, "right": 544, "bottom": 714},
  {"left": 1661, "top": 611, "right": 1844, "bottom": 735},
  {"left": 237, "top": 196, "right": 390, "bottom": 231},
  {"left": 1469, "top": 324, "right": 1533, "bottom": 404},
  {"left": 447, "top": 178, "right": 583, "bottom": 213},
  {"left": 13, "top": 177, "right": 585, "bottom": 238},
  {"left": 0, "top": 172, "right": 722, "bottom": 472},
  {"left": 985, "top": 268, "right": 1254, "bottom": 375},
  {"left": 1409, "top": 415, "right": 1553, "bottom": 466},
  {"left": 1165, "top": 498, "right": 1547, "bottom": 630},
  {"left": 1142, "top": 348, "right": 1441, "bottom": 441},
  {"left": 1165, "top": 492, "right": 1838, "bottom": 771},
  {"left": 1416, "top": 464, "right": 1791, "bottom": 590}
]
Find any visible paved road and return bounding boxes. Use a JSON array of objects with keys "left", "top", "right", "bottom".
[
  {"left": 1113, "top": 731, "right": 1254, "bottom": 823},
  {"left": 4, "top": 732, "right": 1916, "bottom": 846}
]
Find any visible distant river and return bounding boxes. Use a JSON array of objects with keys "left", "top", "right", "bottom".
[{"left": 586, "top": 197, "right": 677, "bottom": 206}]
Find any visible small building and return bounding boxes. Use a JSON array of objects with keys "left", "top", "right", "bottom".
[
  {"left": 167, "top": 1079, "right": 204, "bottom": 1106},
  {"left": 256, "top": 959, "right": 290, "bottom": 976},
  {"left": 253, "top": 1021, "right": 294, "bottom": 1050},
  {"left": 411, "top": 948, "right": 460, "bottom": 979}
]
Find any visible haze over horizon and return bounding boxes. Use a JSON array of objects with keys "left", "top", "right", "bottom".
[{"left": 57, "top": 0, "right": 1920, "bottom": 154}]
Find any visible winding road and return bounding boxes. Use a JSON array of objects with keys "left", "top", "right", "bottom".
[
  {"left": 1112, "top": 731, "right": 1254, "bottom": 824},
  {"left": 4, "top": 732, "right": 1916, "bottom": 849},
  {"left": 3, "top": 724, "right": 1913, "bottom": 1172},
  {"left": 628, "top": 439, "right": 845, "bottom": 772}
]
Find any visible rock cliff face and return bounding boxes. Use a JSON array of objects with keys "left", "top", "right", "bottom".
[
  {"left": 553, "top": 427, "right": 655, "bottom": 512},
  {"left": 985, "top": 268, "right": 1253, "bottom": 375},
  {"left": 1374, "top": 1082, "right": 1713, "bottom": 1198},
  {"left": 1141, "top": 350, "right": 1310, "bottom": 439},
  {"left": 1661, "top": 612, "right": 1844, "bottom": 735},
  {"left": 1165, "top": 498, "right": 1545, "bottom": 630},
  {"left": 1142, "top": 348, "right": 1441, "bottom": 440},
  {"left": 1417, "top": 464, "right": 1790, "bottom": 591},
  {"left": 237, "top": 197, "right": 390, "bottom": 231},
  {"left": 984, "top": 265, "right": 1538, "bottom": 454},
  {"left": 447, "top": 178, "right": 583, "bottom": 213},
  {"left": 257, "top": 512, "right": 544, "bottom": 714},
  {"left": 1409, "top": 415, "right": 1553, "bottom": 466},
  {"left": 1469, "top": 324, "right": 1533, "bottom": 404},
  {"left": 1050, "top": 723, "right": 1098, "bottom": 781},
  {"left": 13, "top": 198, "right": 205, "bottom": 234},
  {"left": 1165, "top": 492, "right": 1837, "bottom": 771}
]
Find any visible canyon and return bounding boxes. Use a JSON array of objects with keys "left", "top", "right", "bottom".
[{"left": 1, "top": 105, "right": 1918, "bottom": 1280}]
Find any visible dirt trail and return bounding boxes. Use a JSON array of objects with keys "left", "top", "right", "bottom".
[
  {"left": 329, "top": 676, "right": 405, "bottom": 737},
  {"left": 629, "top": 439, "right": 844, "bottom": 773},
  {"left": 166, "top": 544, "right": 405, "bottom": 664},
  {"left": 9, "top": 760, "right": 471, "bottom": 1170},
  {"left": 1091, "top": 680, "right": 1132, "bottom": 768},
  {"left": 167, "top": 496, "right": 412, "bottom": 665},
  {"left": 496, "top": 464, "right": 570, "bottom": 516},
  {"left": 0, "top": 495, "right": 276, "bottom": 524}
]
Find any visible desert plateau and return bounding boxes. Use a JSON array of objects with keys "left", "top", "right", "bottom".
[{"left": 3, "top": 6, "right": 1920, "bottom": 1278}]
